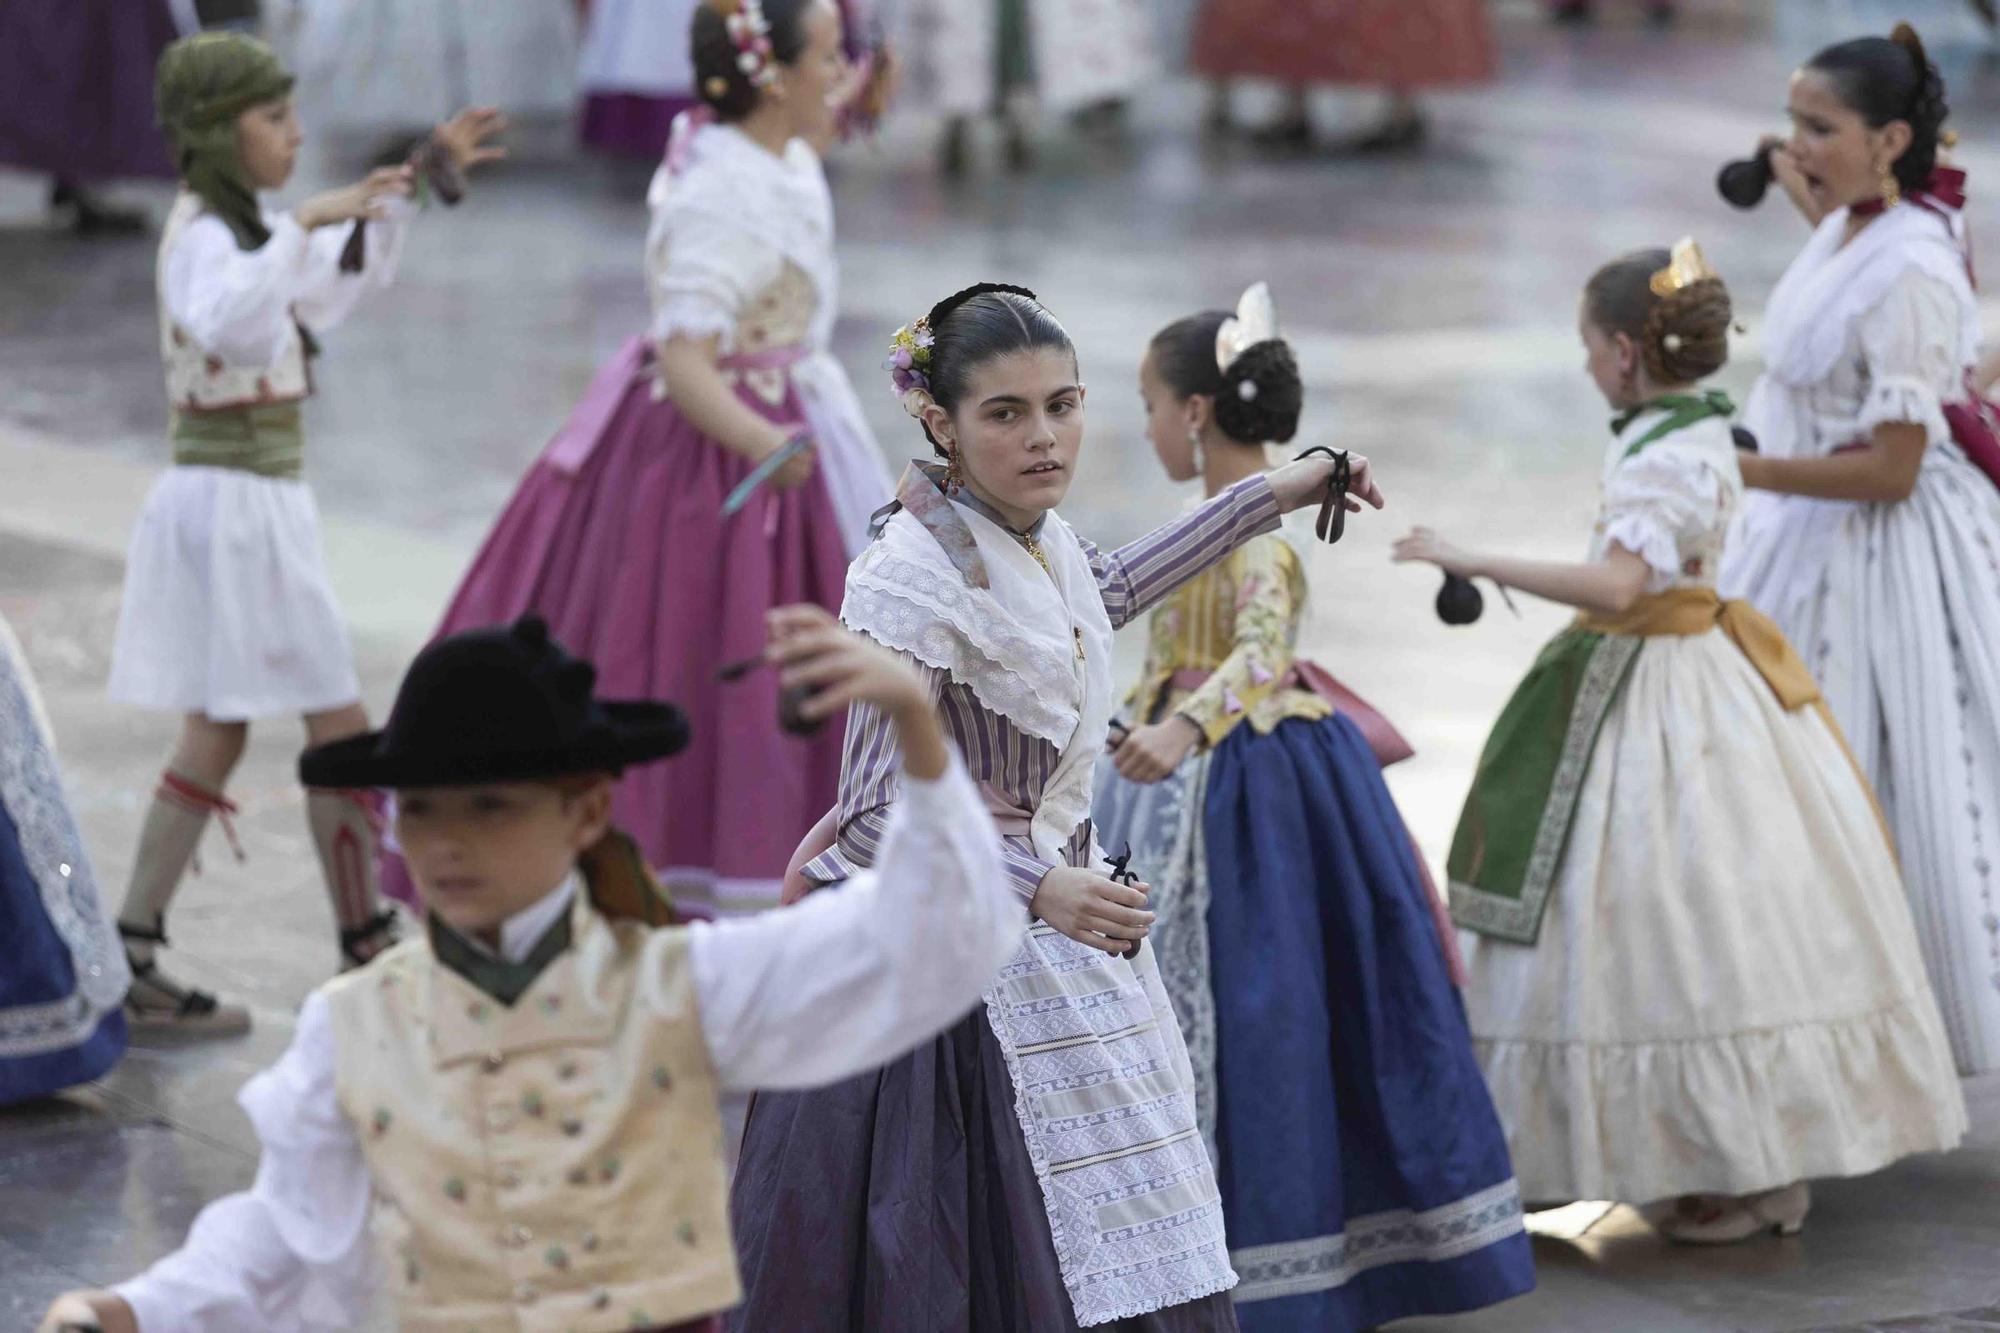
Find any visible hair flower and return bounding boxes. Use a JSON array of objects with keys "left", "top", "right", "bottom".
[
  {"left": 884, "top": 316, "right": 935, "bottom": 415},
  {"left": 711, "top": 0, "right": 779, "bottom": 90}
]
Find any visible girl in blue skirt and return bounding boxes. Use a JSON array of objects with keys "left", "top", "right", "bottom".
[{"left": 1094, "top": 287, "right": 1534, "bottom": 1332}]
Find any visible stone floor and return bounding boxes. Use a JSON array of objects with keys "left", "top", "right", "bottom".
[{"left": 4, "top": 1, "right": 2000, "bottom": 1327}]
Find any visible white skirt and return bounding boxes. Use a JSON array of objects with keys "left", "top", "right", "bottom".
[
  {"left": 1750, "top": 454, "right": 2000, "bottom": 1077},
  {"left": 108, "top": 467, "right": 360, "bottom": 722},
  {"left": 1460, "top": 626, "right": 1966, "bottom": 1205}
]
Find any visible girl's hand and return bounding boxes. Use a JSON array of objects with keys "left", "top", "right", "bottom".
[
  {"left": 1030, "top": 865, "right": 1154, "bottom": 955},
  {"left": 435, "top": 106, "right": 508, "bottom": 173},
  {"left": 1111, "top": 717, "right": 1202, "bottom": 784},
  {"left": 760, "top": 427, "right": 817, "bottom": 491},
  {"left": 38, "top": 1291, "right": 135, "bottom": 1333},
  {"left": 1761, "top": 136, "right": 1818, "bottom": 223},
  {"left": 766, "top": 605, "right": 925, "bottom": 724},
  {"left": 1391, "top": 526, "right": 1481, "bottom": 577},
  {"left": 1267, "top": 451, "right": 1385, "bottom": 516},
  {"left": 294, "top": 165, "right": 413, "bottom": 229}
]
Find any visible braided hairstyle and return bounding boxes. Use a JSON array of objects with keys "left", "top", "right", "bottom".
[
  {"left": 1149, "top": 311, "right": 1304, "bottom": 444},
  {"left": 1584, "top": 248, "right": 1733, "bottom": 386},
  {"left": 690, "top": 0, "right": 817, "bottom": 121},
  {"left": 917, "top": 283, "right": 1076, "bottom": 454},
  {"left": 1806, "top": 23, "right": 1950, "bottom": 193}
]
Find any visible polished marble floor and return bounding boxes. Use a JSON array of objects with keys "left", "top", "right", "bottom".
[{"left": 4, "top": 2, "right": 1999, "bottom": 1327}]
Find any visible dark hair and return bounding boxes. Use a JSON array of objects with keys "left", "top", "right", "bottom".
[
  {"left": 1584, "top": 248, "right": 1732, "bottom": 385},
  {"left": 1805, "top": 24, "right": 1949, "bottom": 192},
  {"left": 920, "top": 283, "right": 1076, "bottom": 454},
  {"left": 690, "top": 0, "right": 817, "bottom": 122},
  {"left": 1148, "top": 311, "right": 1303, "bottom": 444}
]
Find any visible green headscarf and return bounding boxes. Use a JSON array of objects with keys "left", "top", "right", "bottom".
[{"left": 155, "top": 32, "right": 295, "bottom": 250}]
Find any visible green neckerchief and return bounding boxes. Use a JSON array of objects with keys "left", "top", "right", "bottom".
[
  {"left": 1611, "top": 390, "right": 1736, "bottom": 460},
  {"left": 428, "top": 908, "right": 573, "bottom": 1007},
  {"left": 156, "top": 33, "right": 295, "bottom": 250}
]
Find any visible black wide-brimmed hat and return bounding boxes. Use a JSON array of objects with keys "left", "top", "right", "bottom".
[{"left": 300, "top": 617, "right": 690, "bottom": 789}]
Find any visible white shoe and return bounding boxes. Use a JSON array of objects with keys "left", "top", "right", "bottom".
[{"left": 1659, "top": 1182, "right": 1810, "bottom": 1245}]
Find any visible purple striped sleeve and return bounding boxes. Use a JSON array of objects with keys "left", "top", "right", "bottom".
[{"left": 1089, "top": 474, "right": 1281, "bottom": 629}]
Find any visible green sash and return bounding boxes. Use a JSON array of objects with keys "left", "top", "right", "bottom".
[
  {"left": 1446, "top": 627, "right": 1641, "bottom": 944},
  {"left": 171, "top": 400, "right": 305, "bottom": 479}
]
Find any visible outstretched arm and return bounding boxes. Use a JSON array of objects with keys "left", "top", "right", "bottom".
[
  {"left": 44, "top": 995, "right": 378, "bottom": 1332},
  {"left": 1393, "top": 527, "right": 1654, "bottom": 618},
  {"left": 1091, "top": 453, "right": 1380, "bottom": 627},
  {"left": 685, "top": 746, "right": 1018, "bottom": 1090}
]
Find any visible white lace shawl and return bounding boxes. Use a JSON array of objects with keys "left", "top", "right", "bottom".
[{"left": 843, "top": 501, "right": 1114, "bottom": 861}]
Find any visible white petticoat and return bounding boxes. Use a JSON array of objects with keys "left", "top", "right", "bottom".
[
  {"left": 109, "top": 467, "right": 360, "bottom": 721},
  {"left": 1460, "top": 627, "right": 1967, "bottom": 1205}
]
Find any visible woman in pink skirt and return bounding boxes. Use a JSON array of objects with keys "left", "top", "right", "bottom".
[
  {"left": 391, "top": 0, "right": 892, "bottom": 920},
  {"left": 1193, "top": 0, "right": 1495, "bottom": 151}
]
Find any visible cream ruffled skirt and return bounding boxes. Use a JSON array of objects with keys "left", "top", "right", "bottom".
[{"left": 1460, "top": 625, "right": 1966, "bottom": 1205}]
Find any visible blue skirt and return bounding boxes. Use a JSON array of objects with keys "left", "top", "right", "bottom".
[
  {"left": 1097, "top": 714, "right": 1534, "bottom": 1333},
  {"left": 0, "top": 634, "right": 126, "bottom": 1106}
]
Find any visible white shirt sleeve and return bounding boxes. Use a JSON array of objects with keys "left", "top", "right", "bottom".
[
  {"left": 1855, "top": 267, "right": 1965, "bottom": 436},
  {"left": 163, "top": 200, "right": 412, "bottom": 367},
  {"left": 679, "top": 749, "right": 1022, "bottom": 1091},
  {"left": 113, "top": 993, "right": 381, "bottom": 1333},
  {"left": 647, "top": 200, "right": 783, "bottom": 349},
  {"left": 292, "top": 197, "right": 412, "bottom": 333}
]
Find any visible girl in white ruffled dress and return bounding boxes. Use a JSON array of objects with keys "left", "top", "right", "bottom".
[
  {"left": 1394, "top": 242, "right": 1964, "bottom": 1243},
  {"left": 1720, "top": 25, "right": 2000, "bottom": 1076}
]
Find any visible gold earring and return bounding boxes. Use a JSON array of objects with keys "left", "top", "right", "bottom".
[
  {"left": 1881, "top": 167, "right": 1902, "bottom": 209},
  {"left": 943, "top": 448, "right": 963, "bottom": 495}
]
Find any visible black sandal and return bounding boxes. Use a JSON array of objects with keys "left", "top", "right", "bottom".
[{"left": 119, "top": 919, "right": 250, "bottom": 1033}]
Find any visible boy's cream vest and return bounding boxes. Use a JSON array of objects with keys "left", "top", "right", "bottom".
[
  {"left": 323, "top": 892, "right": 740, "bottom": 1332},
  {"left": 157, "top": 190, "right": 311, "bottom": 414}
]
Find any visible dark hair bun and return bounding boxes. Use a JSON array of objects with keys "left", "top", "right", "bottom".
[
  {"left": 1213, "top": 339, "right": 1304, "bottom": 444},
  {"left": 690, "top": 0, "right": 812, "bottom": 122},
  {"left": 1642, "top": 278, "right": 1732, "bottom": 384}
]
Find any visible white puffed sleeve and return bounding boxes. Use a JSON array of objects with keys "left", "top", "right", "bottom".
[
  {"left": 1600, "top": 448, "right": 1729, "bottom": 591},
  {"left": 1855, "top": 267, "right": 1965, "bottom": 439},
  {"left": 645, "top": 199, "right": 784, "bottom": 351}
]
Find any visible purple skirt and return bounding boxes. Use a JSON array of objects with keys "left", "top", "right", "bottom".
[
  {"left": 729, "top": 1006, "right": 1240, "bottom": 1333},
  {"left": 0, "top": 0, "right": 178, "bottom": 180},
  {"left": 383, "top": 337, "right": 847, "bottom": 917}
]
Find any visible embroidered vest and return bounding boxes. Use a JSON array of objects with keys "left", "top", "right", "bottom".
[
  {"left": 157, "top": 191, "right": 311, "bottom": 417},
  {"left": 323, "top": 894, "right": 741, "bottom": 1332}
]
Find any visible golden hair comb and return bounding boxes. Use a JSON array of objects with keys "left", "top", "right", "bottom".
[{"left": 1649, "top": 237, "right": 1719, "bottom": 298}]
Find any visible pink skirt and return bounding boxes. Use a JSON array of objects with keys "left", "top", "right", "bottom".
[
  {"left": 1193, "top": 0, "right": 1496, "bottom": 89},
  {"left": 383, "top": 337, "right": 849, "bottom": 919}
]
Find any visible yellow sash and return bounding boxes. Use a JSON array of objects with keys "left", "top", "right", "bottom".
[{"left": 1578, "top": 588, "right": 1892, "bottom": 852}]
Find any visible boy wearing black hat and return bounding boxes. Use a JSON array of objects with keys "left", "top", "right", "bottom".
[{"left": 42, "top": 605, "right": 1018, "bottom": 1333}]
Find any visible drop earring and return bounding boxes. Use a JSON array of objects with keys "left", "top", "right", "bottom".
[
  {"left": 943, "top": 447, "right": 963, "bottom": 495},
  {"left": 1187, "top": 425, "right": 1205, "bottom": 475},
  {"left": 1879, "top": 167, "right": 1902, "bottom": 210}
]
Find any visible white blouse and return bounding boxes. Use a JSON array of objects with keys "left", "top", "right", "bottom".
[
  {"left": 644, "top": 124, "right": 835, "bottom": 354},
  {"left": 113, "top": 755, "right": 1015, "bottom": 1331},
  {"left": 162, "top": 201, "right": 411, "bottom": 368},
  {"left": 1594, "top": 413, "right": 1742, "bottom": 594}
]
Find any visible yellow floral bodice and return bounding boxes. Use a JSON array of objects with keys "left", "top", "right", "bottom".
[{"left": 1125, "top": 532, "right": 1330, "bottom": 747}]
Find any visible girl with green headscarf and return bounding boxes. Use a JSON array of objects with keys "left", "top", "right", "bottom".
[{"left": 104, "top": 30, "right": 503, "bottom": 1038}]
